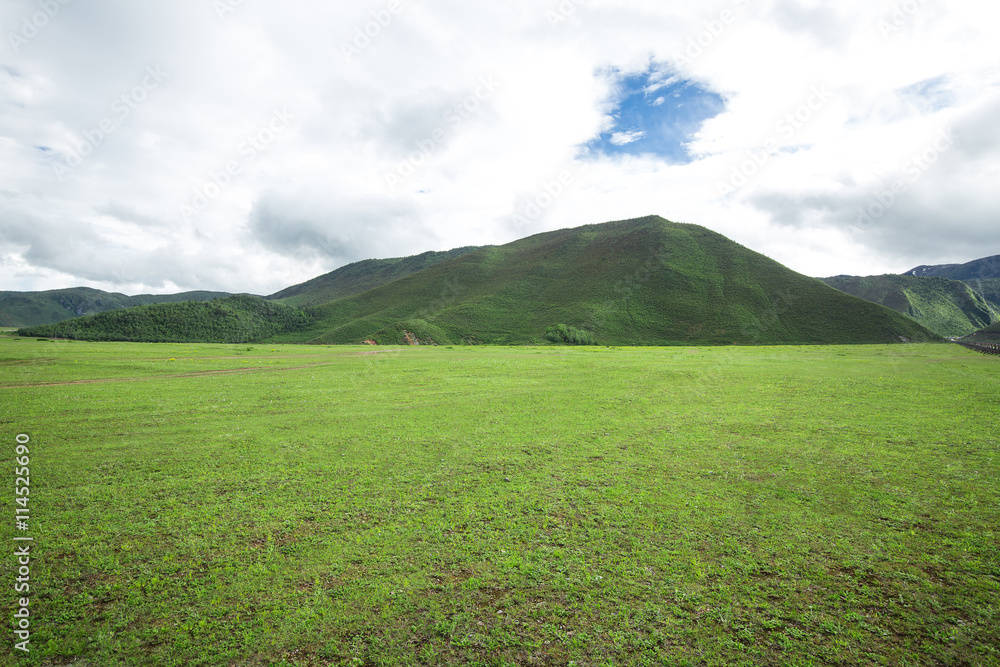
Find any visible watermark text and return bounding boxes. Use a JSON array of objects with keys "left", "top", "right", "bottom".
[
  {"left": 342, "top": 0, "right": 407, "bottom": 62},
  {"left": 13, "top": 433, "right": 33, "bottom": 653},
  {"left": 52, "top": 65, "right": 168, "bottom": 182},
  {"left": 7, "top": 0, "right": 72, "bottom": 54},
  {"left": 180, "top": 107, "right": 294, "bottom": 222}
]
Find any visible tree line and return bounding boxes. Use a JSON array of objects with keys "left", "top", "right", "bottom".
[{"left": 17, "top": 295, "right": 313, "bottom": 343}]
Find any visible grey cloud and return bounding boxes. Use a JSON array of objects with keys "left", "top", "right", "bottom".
[
  {"left": 364, "top": 81, "right": 502, "bottom": 161},
  {"left": 947, "top": 93, "right": 1000, "bottom": 162},
  {"left": 248, "top": 193, "right": 432, "bottom": 264},
  {"left": 749, "top": 184, "right": 999, "bottom": 272},
  {"left": 367, "top": 88, "right": 461, "bottom": 156},
  {"left": 0, "top": 205, "right": 95, "bottom": 265},
  {"left": 748, "top": 192, "right": 841, "bottom": 229},
  {"left": 769, "top": 0, "right": 852, "bottom": 49},
  {"left": 0, "top": 203, "right": 164, "bottom": 287},
  {"left": 95, "top": 201, "right": 169, "bottom": 229}
]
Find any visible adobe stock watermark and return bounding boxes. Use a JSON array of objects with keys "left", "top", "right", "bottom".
[
  {"left": 13, "top": 433, "right": 33, "bottom": 653},
  {"left": 962, "top": 256, "right": 1000, "bottom": 301},
  {"left": 509, "top": 163, "right": 588, "bottom": 235},
  {"left": 383, "top": 75, "right": 501, "bottom": 192},
  {"left": 213, "top": 0, "right": 245, "bottom": 21},
  {"left": 547, "top": 0, "right": 579, "bottom": 28},
  {"left": 877, "top": 0, "right": 928, "bottom": 40},
  {"left": 354, "top": 277, "right": 463, "bottom": 352},
  {"left": 740, "top": 288, "right": 798, "bottom": 343},
  {"left": 110, "top": 264, "right": 134, "bottom": 288},
  {"left": 6, "top": 0, "right": 72, "bottom": 54},
  {"left": 341, "top": 0, "right": 407, "bottom": 62},
  {"left": 179, "top": 107, "right": 294, "bottom": 222},
  {"left": 403, "top": 277, "right": 466, "bottom": 345},
  {"left": 673, "top": 0, "right": 752, "bottom": 65},
  {"left": 52, "top": 65, "right": 168, "bottom": 182},
  {"left": 414, "top": 278, "right": 464, "bottom": 323},
  {"left": 582, "top": 242, "right": 672, "bottom": 337},
  {"left": 850, "top": 127, "right": 954, "bottom": 238},
  {"left": 716, "top": 84, "right": 833, "bottom": 197}
]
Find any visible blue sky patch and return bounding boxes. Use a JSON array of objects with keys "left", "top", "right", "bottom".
[
  {"left": 898, "top": 75, "right": 956, "bottom": 113},
  {"left": 583, "top": 66, "right": 725, "bottom": 163}
]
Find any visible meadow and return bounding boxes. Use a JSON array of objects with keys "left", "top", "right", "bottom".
[{"left": 1, "top": 338, "right": 998, "bottom": 666}]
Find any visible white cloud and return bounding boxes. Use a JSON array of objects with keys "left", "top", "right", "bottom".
[
  {"left": 0, "top": 0, "right": 998, "bottom": 294},
  {"left": 609, "top": 130, "right": 646, "bottom": 146}
]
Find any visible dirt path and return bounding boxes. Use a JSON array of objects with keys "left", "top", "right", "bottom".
[
  {"left": 1, "top": 361, "right": 336, "bottom": 388},
  {"left": 143, "top": 348, "right": 404, "bottom": 362}
]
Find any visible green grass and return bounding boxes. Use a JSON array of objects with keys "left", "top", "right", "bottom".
[{"left": 2, "top": 339, "right": 998, "bottom": 666}]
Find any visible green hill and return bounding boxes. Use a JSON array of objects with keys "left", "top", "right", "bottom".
[
  {"left": 267, "top": 216, "right": 940, "bottom": 346},
  {"left": 819, "top": 274, "right": 996, "bottom": 337},
  {"left": 904, "top": 255, "right": 1000, "bottom": 313},
  {"left": 965, "top": 321, "right": 1000, "bottom": 341},
  {"left": 963, "top": 278, "right": 1000, "bottom": 312},
  {"left": 16, "top": 295, "right": 312, "bottom": 343},
  {"left": 269, "top": 247, "right": 483, "bottom": 307},
  {"left": 0, "top": 287, "right": 231, "bottom": 327}
]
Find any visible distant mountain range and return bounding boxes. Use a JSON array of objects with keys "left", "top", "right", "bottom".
[
  {"left": 818, "top": 255, "right": 1000, "bottom": 337},
  {"left": 0, "top": 287, "right": 231, "bottom": 328},
  {"left": 901, "top": 256, "right": 1000, "bottom": 321},
  {"left": 16, "top": 216, "right": 941, "bottom": 346},
  {"left": 819, "top": 275, "right": 997, "bottom": 337},
  {"left": 265, "top": 216, "right": 938, "bottom": 345},
  {"left": 905, "top": 255, "right": 1000, "bottom": 281},
  {"left": 1, "top": 250, "right": 485, "bottom": 328}
]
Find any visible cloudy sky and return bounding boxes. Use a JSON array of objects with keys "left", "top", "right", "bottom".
[{"left": 2, "top": 0, "right": 998, "bottom": 295}]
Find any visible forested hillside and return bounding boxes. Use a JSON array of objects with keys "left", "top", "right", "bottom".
[
  {"left": 0, "top": 287, "right": 231, "bottom": 327},
  {"left": 17, "top": 295, "right": 312, "bottom": 343},
  {"left": 819, "top": 274, "right": 996, "bottom": 336}
]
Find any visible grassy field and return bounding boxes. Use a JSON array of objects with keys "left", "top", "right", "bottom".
[{"left": 2, "top": 338, "right": 998, "bottom": 666}]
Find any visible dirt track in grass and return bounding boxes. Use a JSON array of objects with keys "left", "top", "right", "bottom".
[{"left": 0, "top": 361, "right": 336, "bottom": 387}]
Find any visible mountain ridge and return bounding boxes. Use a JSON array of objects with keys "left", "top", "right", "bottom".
[
  {"left": 819, "top": 274, "right": 996, "bottom": 337},
  {"left": 905, "top": 255, "right": 1000, "bottom": 281},
  {"left": 0, "top": 287, "right": 232, "bottom": 328},
  {"left": 10, "top": 216, "right": 950, "bottom": 346},
  {"left": 268, "top": 246, "right": 484, "bottom": 307},
  {"left": 267, "top": 215, "right": 939, "bottom": 346}
]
